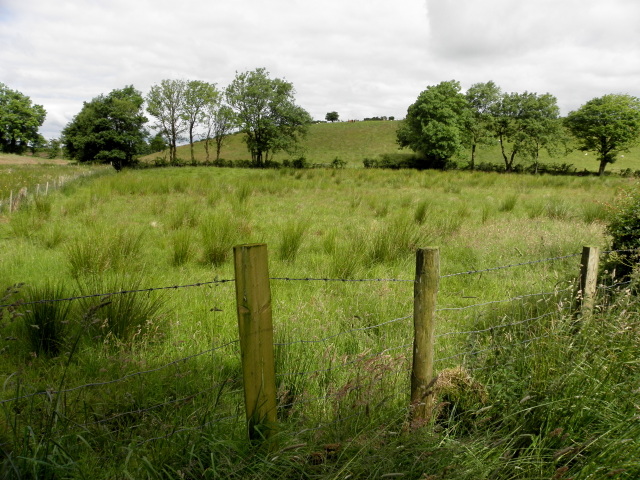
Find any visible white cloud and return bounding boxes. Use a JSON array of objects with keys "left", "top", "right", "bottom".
[{"left": 1, "top": 0, "right": 639, "bottom": 139}]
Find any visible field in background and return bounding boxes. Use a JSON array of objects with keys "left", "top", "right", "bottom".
[
  {"left": 143, "top": 120, "right": 640, "bottom": 173},
  {"left": 1, "top": 166, "right": 639, "bottom": 477}
]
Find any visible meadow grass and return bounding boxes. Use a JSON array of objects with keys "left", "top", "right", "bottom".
[
  {"left": 140, "top": 120, "right": 640, "bottom": 173},
  {"left": 0, "top": 166, "right": 638, "bottom": 478}
]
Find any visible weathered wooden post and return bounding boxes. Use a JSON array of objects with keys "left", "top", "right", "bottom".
[
  {"left": 233, "top": 243, "right": 277, "bottom": 442},
  {"left": 410, "top": 247, "right": 440, "bottom": 424},
  {"left": 576, "top": 246, "right": 600, "bottom": 318}
]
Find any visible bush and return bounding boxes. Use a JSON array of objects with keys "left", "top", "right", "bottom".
[{"left": 606, "top": 185, "right": 640, "bottom": 279}]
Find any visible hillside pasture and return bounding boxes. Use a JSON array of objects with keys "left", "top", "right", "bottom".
[{"left": 143, "top": 120, "right": 640, "bottom": 173}]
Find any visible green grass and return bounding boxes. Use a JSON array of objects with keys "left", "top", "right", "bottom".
[
  {"left": 141, "top": 120, "right": 640, "bottom": 173},
  {"left": 0, "top": 166, "right": 638, "bottom": 478}
]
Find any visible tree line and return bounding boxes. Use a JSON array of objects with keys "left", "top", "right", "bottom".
[
  {"left": 398, "top": 80, "right": 640, "bottom": 176},
  {"left": 2, "top": 75, "right": 639, "bottom": 175},
  {"left": 60, "top": 68, "right": 312, "bottom": 170}
]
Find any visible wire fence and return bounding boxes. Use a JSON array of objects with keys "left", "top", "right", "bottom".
[
  {"left": 0, "top": 247, "right": 635, "bottom": 447},
  {"left": 0, "top": 169, "right": 106, "bottom": 215}
]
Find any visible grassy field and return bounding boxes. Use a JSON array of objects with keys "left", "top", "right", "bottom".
[
  {"left": 1, "top": 163, "right": 639, "bottom": 478},
  {"left": 143, "top": 120, "right": 640, "bottom": 174}
]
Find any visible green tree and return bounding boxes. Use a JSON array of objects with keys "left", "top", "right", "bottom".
[
  {"left": 148, "top": 132, "right": 167, "bottom": 154},
  {"left": 396, "top": 80, "right": 469, "bottom": 168},
  {"left": 62, "top": 86, "right": 147, "bottom": 170},
  {"left": 47, "top": 138, "right": 62, "bottom": 159},
  {"left": 0, "top": 83, "right": 47, "bottom": 154},
  {"left": 464, "top": 81, "right": 501, "bottom": 169},
  {"left": 225, "top": 68, "right": 312, "bottom": 167},
  {"left": 325, "top": 111, "right": 339, "bottom": 122},
  {"left": 565, "top": 94, "right": 640, "bottom": 176},
  {"left": 490, "top": 91, "right": 562, "bottom": 172},
  {"left": 146, "top": 79, "right": 187, "bottom": 164},
  {"left": 182, "top": 80, "right": 219, "bottom": 163},
  {"left": 203, "top": 103, "right": 236, "bottom": 163}
]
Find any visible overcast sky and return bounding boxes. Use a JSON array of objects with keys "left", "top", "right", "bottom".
[{"left": 1, "top": 0, "right": 639, "bottom": 140}]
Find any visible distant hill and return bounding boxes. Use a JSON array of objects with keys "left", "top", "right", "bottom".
[
  {"left": 146, "top": 120, "right": 407, "bottom": 167},
  {"left": 145, "top": 120, "right": 640, "bottom": 173}
]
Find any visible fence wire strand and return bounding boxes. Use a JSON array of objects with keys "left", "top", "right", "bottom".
[
  {"left": 274, "top": 315, "right": 411, "bottom": 347},
  {"left": 0, "top": 278, "right": 235, "bottom": 309},
  {"left": 0, "top": 339, "right": 239, "bottom": 405},
  {"left": 437, "top": 287, "right": 572, "bottom": 313}
]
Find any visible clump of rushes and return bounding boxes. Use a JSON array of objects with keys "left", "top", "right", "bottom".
[
  {"left": 76, "top": 274, "right": 166, "bottom": 343},
  {"left": 200, "top": 213, "right": 239, "bottom": 267},
  {"left": 19, "top": 282, "right": 72, "bottom": 357},
  {"left": 170, "top": 228, "right": 193, "bottom": 266},
  {"left": 278, "top": 220, "right": 309, "bottom": 263}
]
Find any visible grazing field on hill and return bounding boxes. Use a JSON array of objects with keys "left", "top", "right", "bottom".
[
  {"left": 0, "top": 167, "right": 639, "bottom": 479},
  {"left": 144, "top": 120, "right": 640, "bottom": 173}
]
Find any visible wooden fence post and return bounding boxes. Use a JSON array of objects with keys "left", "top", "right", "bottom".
[
  {"left": 576, "top": 246, "right": 600, "bottom": 318},
  {"left": 233, "top": 243, "right": 277, "bottom": 442},
  {"left": 411, "top": 247, "right": 440, "bottom": 424}
]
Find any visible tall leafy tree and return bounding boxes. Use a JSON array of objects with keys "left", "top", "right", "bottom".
[
  {"left": 146, "top": 79, "right": 187, "bottom": 164},
  {"left": 565, "top": 94, "right": 640, "bottom": 176},
  {"left": 464, "top": 81, "right": 501, "bottom": 169},
  {"left": 62, "top": 85, "right": 147, "bottom": 170},
  {"left": 490, "top": 91, "right": 562, "bottom": 172},
  {"left": 325, "top": 111, "right": 339, "bottom": 122},
  {"left": 225, "top": 68, "right": 312, "bottom": 167},
  {"left": 396, "top": 80, "right": 469, "bottom": 168},
  {"left": 203, "top": 103, "right": 236, "bottom": 163},
  {"left": 0, "top": 83, "right": 47, "bottom": 154},
  {"left": 182, "top": 80, "right": 220, "bottom": 162}
]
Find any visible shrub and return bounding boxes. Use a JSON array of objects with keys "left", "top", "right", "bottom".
[{"left": 605, "top": 186, "right": 640, "bottom": 279}]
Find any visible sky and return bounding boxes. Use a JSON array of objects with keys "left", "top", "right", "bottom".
[{"left": 1, "top": 0, "right": 639, "bottom": 140}]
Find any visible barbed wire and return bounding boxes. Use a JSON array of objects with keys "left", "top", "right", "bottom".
[
  {"left": 62, "top": 379, "right": 242, "bottom": 432},
  {"left": 437, "top": 287, "right": 573, "bottom": 313},
  {"left": 5, "top": 248, "right": 627, "bottom": 310},
  {"left": 0, "top": 339, "right": 239, "bottom": 405},
  {"left": 139, "top": 412, "right": 244, "bottom": 445},
  {"left": 435, "top": 334, "right": 551, "bottom": 365},
  {"left": 270, "top": 277, "right": 412, "bottom": 283},
  {"left": 276, "top": 342, "right": 411, "bottom": 378},
  {"left": 274, "top": 315, "right": 411, "bottom": 347},
  {"left": 436, "top": 311, "right": 557, "bottom": 339},
  {"left": 440, "top": 253, "right": 582, "bottom": 279},
  {"left": 0, "top": 278, "right": 235, "bottom": 309}
]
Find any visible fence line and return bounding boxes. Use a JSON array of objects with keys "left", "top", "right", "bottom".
[
  {"left": 436, "top": 334, "right": 553, "bottom": 365},
  {"left": 436, "top": 287, "right": 573, "bottom": 312},
  {"left": 1, "top": 249, "right": 631, "bottom": 310},
  {"left": 0, "top": 339, "right": 239, "bottom": 406},
  {"left": 273, "top": 314, "right": 412, "bottom": 347},
  {"left": 0, "top": 169, "right": 109, "bottom": 215},
  {"left": 0, "top": 245, "right": 635, "bottom": 448},
  {"left": 275, "top": 342, "right": 412, "bottom": 378},
  {"left": 440, "top": 253, "right": 583, "bottom": 278}
]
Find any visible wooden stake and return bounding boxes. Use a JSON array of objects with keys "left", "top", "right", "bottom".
[
  {"left": 411, "top": 247, "right": 440, "bottom": 423},
  {"left": 233, "top": 243, "right": 277, "bottom": 442},
  {"left": 577, "top": 246, "right": 600, "bottom": 318}
]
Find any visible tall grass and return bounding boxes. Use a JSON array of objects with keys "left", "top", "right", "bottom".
[
  {"left": 200, "top": 213, "right": 241, "bottom": 266},
  {"left": 278, "top": 220, "right": 309, "bottom": 263},
  {"left": 18, "top": 282, "right": 72, "bottom": 356},
  {"left": 76, "top": 273, "right": 167, "bottom": 342},
  {"left": 0, "top": 167, "right": 637, "bottom": 479}
]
